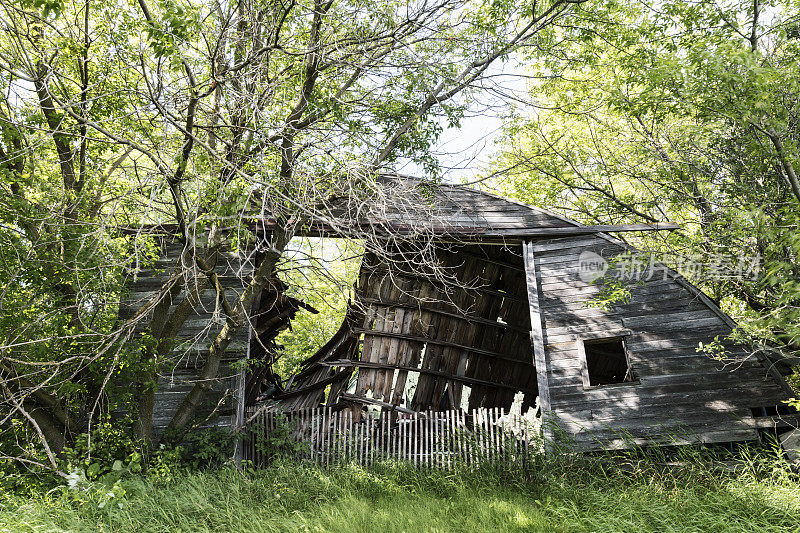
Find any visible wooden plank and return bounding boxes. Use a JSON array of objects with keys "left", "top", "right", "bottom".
[
  {"left": 530, "top": 236, "right": 607, "bottom": 253},
  {"left": 547, "top": 356, "right": 763, "bottom": 378},
  {"left": 433, "top": 257, "right": 491, "bottom": 408},
  {"left": 564, "top": 427, "right": 759, "bottom": 449},
  {"left": 329, "top": 222, "right": 680, "bottom": 237},
  {"left": 552, "top": 414, "right": 759, "bottom": 440},
  {"left": 550, "top": 390, "right": 788, "bottom": 419},
  {"left": 523, "top": 240, "right": 551, "bottom": 452},
  {"left": 596, "top": 428, "right": 760, "bottom": 448},
  {"left": 549, "top": 384, "right": 786, "bottom": 413},
  {"left": 540, "top": 298, "right": 708, "bottom": 325},
  {"left": 668, "top": 276, "right": 796, "bottom": 397},
  {"left": 360, "top": 297, "right": 528, "bottom": 333},
  {"left": 555, "top": 402, "right": 762, "bottom": 425},
  {"left": 389, "top": 280, "right": 432, "bottom": 406},
  {"left": 538, "top": 277, "right": 675, "bottom": 293},
  {"left": 322, "top": 360, "right": 537, "bottom": 394},
  {"left": 339, "top": 393, "right": 418, "bottom": 414},
  {"left": 542, "top": 323, "right": 731, "bottom": 345},
  {"left": 584, "top": 368, "right": 777, "bottom": 388},
  {"left": 543, "top": 340, "right": 749, "bottom": 362},
  {"left": 549, "top": 373, "right": 779, "bottom": 399},
  {"left": 353, "top": 329, "right": 532, "bottom": 369}
]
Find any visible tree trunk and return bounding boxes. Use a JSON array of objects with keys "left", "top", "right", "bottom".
[{"left": 164, "top": 227, "right": 293, "bottom": 439}]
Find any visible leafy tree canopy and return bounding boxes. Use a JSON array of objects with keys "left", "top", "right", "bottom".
[{"left": 495, "top": 0, "right": 800, "bottom": 375}]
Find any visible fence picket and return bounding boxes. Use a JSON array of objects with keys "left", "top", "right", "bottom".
[
  {"left": 412, "top": 413, "right": 417, "bottom": 467},
  {"left": 356, "top": 411, "right": 361, "bottom": 465},
  {"left": 472, "top": 409, "right": 478, "bottom": 464},
  {"left": 419, "top": 412, "right": 424, "bottom": 468},
  {"left": 381, "top": 411, "right": 386, "bottom": 463},
  {"left": 243, "top": 406, "right": 539, "bottom": 470},
  {"left": 432, "top": 411, "right": 438, "bottom": 469},
  {"left": 484, "top": 409, "right": 490, "bottom": 462},
  {"left": 447, "top": 410, "right": 454, "bottom": 470},
  {"left": 365, "top": 412, "right": 370, "bottom": 466},
  {"left": 481, "top": 408, "right": 488, "bottom": 462},
  {"left": 425, "top": 410, "right": 430, "bottom": 468},
  {"left": 423, "top": 411, "right": 428, "bottom": 468},
  {"left": 433, "top": 411, "right": 437, "bottom": 469},
  {"left": 491, "top": 408, "right": 496, "bottom": 463},
  {"left": 388, "top": 412, "right": 392, "bottom": 463},
  {"left": 484, "top": 409, "right": 490, "bottom": 463},
  {"left": 400, "top": 413, "right": 404, "bottom": 463},
  {"left": 404, "top": 413, "right": 409, "bottom": 464},
  {"left": 457, "top": 410, "right": 464, "bottom": 467},
  {"left": 360, "top": 412, "right": 365, "bottom": 465},
  {"left": 355, "top": 412, "right": 360, "bottom": 465},
  {"left": 348, "top": 410, "right": 353, "bottom": 462},
  {"left": 429, "top": 410, "right": 434, "bottom": 469}
]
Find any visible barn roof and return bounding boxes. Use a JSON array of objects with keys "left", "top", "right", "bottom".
[{"left": 256, "top": 175, "right": 678, "bottom": 240}]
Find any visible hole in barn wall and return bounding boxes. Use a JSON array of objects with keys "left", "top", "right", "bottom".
[{"left": 584, "top": 337, "right": 635, "bottom": 386}]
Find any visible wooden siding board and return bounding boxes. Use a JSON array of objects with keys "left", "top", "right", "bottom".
[
  {"left": 535, "top": 233, "right": 791, "bottom": 447},
  {"left": 523, "top": 241, "right": 552, "bottom": 449},
  {"left": 121, "top": 241, "right": 252, "bottom": 436}
]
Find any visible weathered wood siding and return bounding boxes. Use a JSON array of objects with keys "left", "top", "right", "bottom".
[
  {"left": 530, "top": 235, "right": 790, "bottom": 448},
  {"left": 277, "top": 244, "right": 540, "bottom": 414},
  {"left": 119, "top": 239, "right": 254, "bottom": 436},
  {"left": 239, "top": 181, "right": 795, "bottom": 451}
]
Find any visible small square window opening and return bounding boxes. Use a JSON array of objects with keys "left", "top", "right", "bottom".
[{"left": 584, "top": 338, "right": 634, "bottom": 386}]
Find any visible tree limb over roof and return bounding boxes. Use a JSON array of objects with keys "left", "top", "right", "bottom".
[{"left": 252, "top": 174, "right": 680, "bottom": 241}]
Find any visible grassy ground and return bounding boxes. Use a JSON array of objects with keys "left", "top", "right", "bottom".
[{"left": 2, "top": 450, "right": 800, "bottom": 532}]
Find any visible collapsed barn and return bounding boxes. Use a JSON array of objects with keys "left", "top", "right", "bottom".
[{"left": 122, "top": 176, "right": 798, "bottom": 451}]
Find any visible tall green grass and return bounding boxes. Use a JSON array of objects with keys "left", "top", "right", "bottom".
[{"left": 1, "top": 446, "right": 799, "bottom": 532}]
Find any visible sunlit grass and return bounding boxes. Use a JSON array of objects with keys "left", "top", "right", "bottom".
[{"left": 1, "top": 449, "right": 799, "bottom": 532}]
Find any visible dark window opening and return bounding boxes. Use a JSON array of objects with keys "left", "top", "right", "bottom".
[{"left": 584, "top": 338, "right": 634, "bottom": 386}]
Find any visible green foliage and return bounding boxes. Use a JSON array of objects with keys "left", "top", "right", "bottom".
[
  {"left": 274, "top": 238, "right": 361, "bottom": 379},
  {"left": 178, "top": 427, "right": 237, "bottom": 470},
  {"left": 697, "top": 336, "right": 732, "bottom": 361},
  {"left": 5, "top": 0, "right": 544, "bottom": 461},
  {"left": 0, "top": 419, "right": 55, "bottom": 494},
  {"left": 18, "top": 0, "right": 64, "bottom": 18},
  {"left": 143, "top": 0, "right": 201, "bottom": 62},
  {"left": 1, "top": 422, "right": 239, "bottom": 496},
  {"left": 249, "top": 413, "right": 310, "bottom": 465},
  {"left": 585, "top": 279, "right": 636, "bottom": 311},
  {"left": 494, "top": 0, "right": 800, "bottom": 378},
  {"left": 62, "top": 419, "right": 144, "bottom": 481}
]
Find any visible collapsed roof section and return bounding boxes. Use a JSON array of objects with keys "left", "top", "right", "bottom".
[{"left": 269, "top": 244, "right": 538, "bottom": 415}]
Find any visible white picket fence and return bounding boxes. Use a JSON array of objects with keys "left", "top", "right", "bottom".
[{"left": 243, "top": 405, "right": 542, "bottom": 469}]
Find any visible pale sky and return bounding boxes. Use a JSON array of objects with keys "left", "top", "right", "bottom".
[{"left": 395, "top": 59, "right": 528, "bottom": 184}]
